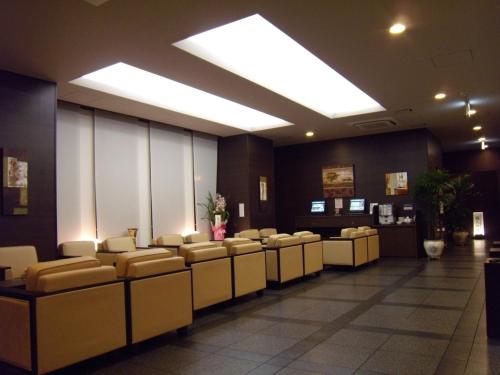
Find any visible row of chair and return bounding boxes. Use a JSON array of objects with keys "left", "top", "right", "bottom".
[{"left": 323, "top": 226, "right": 380, "bottom": 268}]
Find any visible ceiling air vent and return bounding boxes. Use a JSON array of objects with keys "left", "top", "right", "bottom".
[{"left": 349, "top": 119, "right": 398, "bottom": 131}]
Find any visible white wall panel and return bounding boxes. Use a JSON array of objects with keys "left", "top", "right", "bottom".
[
  {"left": 94, "top": 111, "right": 151, "bottom": 246},
  {"left": 193, "top": 132, "right": 218, "bottom": 234},
  {"left": 56, "top": 103, "right": 96, "bottom": 244},
  {"left": 150, "top": 124, "right": 194, "bottom": 237}
]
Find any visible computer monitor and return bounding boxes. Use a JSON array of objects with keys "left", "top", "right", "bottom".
[
  {"left": 349, "top": 198, "right": 365, "bottom": 213},
  {"left": 310, "top": 200, "right": 326, "bottom": 214}
]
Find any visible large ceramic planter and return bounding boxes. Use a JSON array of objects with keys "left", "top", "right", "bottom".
[
  {"left": 424, "top": 239, "right": 445, "bottom": 259},
  {"left": 452, "top": 231, "right": 469, "bottom": 246}
]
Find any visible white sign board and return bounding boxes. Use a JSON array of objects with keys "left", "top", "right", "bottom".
[
  {"left": 238, "top": 203, "right": 245, "bottom": 218},
  {"left": 473, "top": 212, "right": 485, "bottom": 236}
]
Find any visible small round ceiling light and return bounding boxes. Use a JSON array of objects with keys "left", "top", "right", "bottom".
[
  {"left": 305, "top": 131, "right": 314, "bottom": 137},
  {"left": 434, "top": 92, "right": 446, "bottom": 100},
  {"left": 389, "top": 23, "right": 406, "bottom": 34},
  {"left": 473, "top": 125, "right": 482, "bottom": 131}
]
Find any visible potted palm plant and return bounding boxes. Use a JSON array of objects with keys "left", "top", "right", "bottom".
[
  {"left": 414, "top": 169, "right": 452, "bottom": 259},
  {"left": 444, "top": 175, "right": 475, "bottom": 245}
]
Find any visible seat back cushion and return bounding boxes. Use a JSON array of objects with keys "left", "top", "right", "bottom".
[
  {"left": 156, "top": 234, "right": 184, "bottom": 246},
  {"left": 115, "top": 249, "right": 172, "bottom": 277},
  {"left": 126, "top": 257, "right": 185, "bottom": 278},
  {"left": 366, "top": 228, "right": 378, "bottom": 235},
  {"left": 275, "top": 236, "right": 301, "bottom": 247},
  {"left": 259, "top": 228, "right": 277, "bottom": 238},
  {"left": 358, "top": 226, "right": 371, "bottom": 231},
  {"left": 238, "top": 229, "right": 260, "bottom": 240},
  {"left": 25, "top": 256, "right": 101, "bottom": 291},
  {"left": 340, "top": 227, "right": 357, "bottom": 238},
  {"left": 267, "top": 233, "right": 291, "bottom": 247},
  {"left": 36, "top": 266, "right": 117, "bottom": 293},
  {"left": 184, "top": 232, "right": 210, "bottom": 243},
  {"left": 223, "top": 238, "right": 252, "bottom": 252},
  {"left": 60, "top": 241, "right": 96, "bottom": 257},
  {"left": 0, "top": 246, "right": 38, "bottom": 279},
  {"left": 293, "top": 231, "right": 313, "bottom": 237},
  {"left": 178, "top": 242, "right": 217, "bottom": 258},
  {"left": 185, "top": 247, "right": 228, "bottom": 263},
  {"left": 349, "top": 230, "right": 367, "bottom": 239},
  {"left": 103, "top": 237, "right": 136, "bottom": 252},
  {"left": 229, "top": 242, "right": 262, "bottom": 256},
  {"left": 298, "top": 233, "right": 322, "bottom": 243}
]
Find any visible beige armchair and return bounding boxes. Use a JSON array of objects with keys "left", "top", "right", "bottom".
[
  {"left": 293, "top": 231, "right": 323, "bottom": 276},
  {"left": 58, "top": 241, "right": 96, "bottom": 258},
  {"left": 155, "top": 234, "right": 184, "bottom": 255},
  {"left": 0, "top": 245, "right": 38, "bottom": 280},
  {"left": 259, "top": 228, "right": 277, "bottom": 244},
  {"left": 265, "top": 234, "right": 303, "bottom": 285},
  {"left": 223, "top": 238, "right": 266, "bottom": 298},
  {"left": 323, "top": 228, "right": 368, "bottom": 268},
  {"left": 178, "top": 242, "right": 232, "bottom": 310},
  {"left": 359, "top": 227, "right": 380, "bottom": 262},
  {"left": 0, "top": 257, "right": 126, "bottom": 374},
  {"left": 115, "top": 249, "right": 192, "bottom": 344},
  {"left": 97, "top": 236, "right": 165, "bottom": 266}
]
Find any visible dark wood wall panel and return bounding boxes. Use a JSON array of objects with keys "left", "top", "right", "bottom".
[
  {"left": 217, "top": 134, "right": 276, "bottom": 235},
  {"left": 0, "top": 70, "right": 57, "bottom": 260},
  {"left": 443, "top": 148, "right": 500, "bottom": 239},
  {"left": 275, "top": 129, "right": 433, "bottom": 233}
]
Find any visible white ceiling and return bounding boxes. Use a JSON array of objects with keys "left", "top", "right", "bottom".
[{"left": 0, "top": 0, "right": 499, "bottom": 150}]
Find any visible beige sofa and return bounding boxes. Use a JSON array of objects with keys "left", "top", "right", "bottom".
[
  {"left": 235, "top": 229, "right": 261, "bottom": 241},
  {"left": 357, "top": 226, "right": 380, "bottom": 262},
  {"left": 294, "top": 231, "right": 323, "bottom": 276},
  {"left": 0, "top": 245, "right": 38, "bottom": 280},
  {"left": 323, "top": 228, "right": 368, "bottom": 268},
  {"left": 265, "top": 234, "right": 304, "bottom": 284},
  {"left": 223, "top": 238, "right": 266, "bottom": 298},
  {"left": 183, "top": 232, "right": 210, "bottom": 243},
  {"left": 115, "top": 249, "right": 192, "bottom": 344},
  {"left": 0, "top": 257, "right": 126, "bottom": 374},
  {"left": 178, "top": 242, "right": 232, "bottom": 310}
]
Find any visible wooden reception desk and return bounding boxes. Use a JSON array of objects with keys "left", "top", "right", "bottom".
[{"left": 295, "top": 215, "right": 423, "bottom": 258}]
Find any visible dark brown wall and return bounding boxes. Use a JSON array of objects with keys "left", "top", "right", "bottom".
[
  {"left": 443, "top": 148, "right": 500, "bottom": 239},
  {"left": 427, "top": 132, "right": 443, "bottom": 169},
  {"left": 217, "top": 134, "right": 275, "bottom": 234},
  {"left": 0, "top": 70, "right": 57, "bottom": 260},
  {"left": 275, "top": 129, "right": 434, "bottom": 233}
]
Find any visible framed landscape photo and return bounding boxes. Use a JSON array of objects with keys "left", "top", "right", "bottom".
[
  {"left": 385, "top": 171, "right": 408, "bottom": 196},
  {"left": 322, "top": 165, "right": 355, "bottom": 198}
]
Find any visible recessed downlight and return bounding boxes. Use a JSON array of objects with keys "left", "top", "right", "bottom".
[
  {"left": 389, "top": 23, "right": 406, "bottom": 34},
  {"left": 473, "top": 125, "right": 482, "bottom": 131},
  {"left": 305, "top": 131, "right": 314, "bottom": 137},
  {"left": 434, "top": 92, "right": 446, "bottom": 100},
  {"left": 478, "top": 137, "right": 486, "bottom": 142}
]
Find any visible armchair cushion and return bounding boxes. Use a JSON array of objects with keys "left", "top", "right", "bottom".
[
  {"left": 238, "top": 229, "right": 260, "bottom": 240},
  {"left": 126, "top": 257, "right": 185, "bottom": 278},
  {"left": 268, "top": 234, "right": 300, "bottom": 247},
  {"left": 259, "top": 228, "right": 277, "bottom": 238},
  {"left": 349, "top": 230, "right": 367, "bottom": 239},
  {"left": 222, "top": 238, "right": 252, "bottom": 252},
  {"left": 59, "top": 241, "right": 96, "bottom": 257},
  {"left": 228, "top": 242, "right": 262, "bottom": 256},
  {"left": 178, "top": 242, "right": 217, "bottom": 258},
  {"left": 184, "top": 247, "right": 228, "bottom": 263},
  {"left": 103, "top": 237, "right": 136, "bottom": 252},
  {"left": 366, "top": 228, "right": 378, "bottom": 235},
  {"left": 115, "top": 249, "right": 172, "bottom": 277},
  {"left": 340, "top": 228, "right": 357, "bottom": 238},
  {"left": 358, "top": 226, "right": 371, "bottom": 231},
  {"left": 36, "top": 266, "right": 117, "bottom": 293},
  {"left": 156, "top": 234, "right": 184, "bottom": 246},
  {"left": 293, "top": 231, "right": 321, "bottom": 243},
  {"left": 183, "top": 232, "right": 210, "bottom": 243},
  {"left": 0, "top": 245, "right": 38, "bottom": 279},
  {"left": 25, "top": 257, "right": 101, "bottom": 292}
]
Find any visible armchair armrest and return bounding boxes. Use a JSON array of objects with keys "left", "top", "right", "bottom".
[{"left": 0, "top": 265, "right": 12, "bottom": 281}]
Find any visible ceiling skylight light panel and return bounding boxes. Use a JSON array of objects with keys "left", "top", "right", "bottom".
[
  {"left": 70, "top": 62, "right": 291, "bottom": 132},
  {"left": 174, "top": 14, "right": 385, "bottom": 118}
]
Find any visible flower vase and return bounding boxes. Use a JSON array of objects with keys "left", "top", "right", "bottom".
[{"left": 211, "top": 220, "right": 227, "bottom": 241}]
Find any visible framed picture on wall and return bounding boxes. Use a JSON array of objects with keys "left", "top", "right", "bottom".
[
  {"left": 2, "top": 148, "right": 29, "bottom": 215},
  {"left": 322, "top": 165, "right": 355, "bottom": 198},
  {"left": 259, "top": 176, "right": 268, "bottom": 201},
  {"left": 385, "top": 171, "right": 408, "bottom": 195}
]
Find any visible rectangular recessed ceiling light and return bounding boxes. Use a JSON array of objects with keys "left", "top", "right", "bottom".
[
  {"left": 174, "top": 14, "right": 385, "bottom": 119},
  {"left": 70, "top": 62, "right": 291, "bottom": 132}
]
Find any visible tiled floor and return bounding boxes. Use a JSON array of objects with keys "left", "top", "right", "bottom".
[{"left": 2, "top": 240, "right": 500, "bottom": 374}]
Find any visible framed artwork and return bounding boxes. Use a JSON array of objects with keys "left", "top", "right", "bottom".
[
  {"left": 322, "top": 165, "right": 355, "bottom": 198},
  {"left": 385, "top": 171, "right": 408, "bottom": 196},
  {"left": 259, "top": 176, "right": 268, "bottom": 201},
  {"left": 2, "top": 148, "right": 28, "bottom": 215}
]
